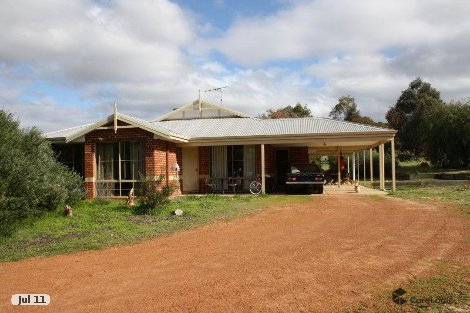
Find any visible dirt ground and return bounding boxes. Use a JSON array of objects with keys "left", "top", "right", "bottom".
[{"left": 1, "top": 195, "right": 468, "bottom": 312}]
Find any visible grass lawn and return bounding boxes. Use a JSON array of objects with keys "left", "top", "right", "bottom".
[
  {"left": 397, "top": 159, "right": 470, "bottom": 175},
  {"left": 372, "top": 184, "right": 470, "bottom": 313},
  {"left": 389, "top": 184, "right": 470, "bottom": 214},
  {"left": 353, "top": 260, "right": 470, "bottom": 313},
  {"left": 0, "top": 195, "right": 309, "bottom": 262}
]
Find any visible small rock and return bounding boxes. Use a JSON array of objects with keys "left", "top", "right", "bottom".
[{"left": 172, "top": 209, "right": 184, "bottom": 216}]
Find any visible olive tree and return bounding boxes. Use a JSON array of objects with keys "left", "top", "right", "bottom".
[
  {"left": 423, "top": 100, "right": 470, "bottom": 168},
  {"left": 0, "top": 111, "right": 84, "bottom": 236}
]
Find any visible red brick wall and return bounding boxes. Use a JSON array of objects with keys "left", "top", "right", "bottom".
[
  {"left": 86, "top": 128, "right": 153, "bottom": 142},
  {"left": 84, "top": 128, "right": 179, "bottom": 198},
  {"left": 289, "top": 147, "right": 309, "bottom": 164},
  {"left": 255, "top": 144, "right": 274, "bottom": 177},
  {"left": 84, "top": 143, "right": 95, "bottom": 199}
]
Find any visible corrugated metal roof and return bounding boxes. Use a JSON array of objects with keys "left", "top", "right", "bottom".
[
  {"left": 45, "top": 124, "right": 93, "bottom": 139},
  {"left": 153, "top": 117, "right": 391, "bottom": 139},
  {"left": 120, "top": 113, "right": 188, "bottom": 140},
  {"left": 46, "top": 111, "right": 393, "bottom": 143}
]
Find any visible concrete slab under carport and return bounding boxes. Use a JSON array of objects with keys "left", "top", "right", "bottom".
[
  {"left": 190, "top": 185, "right": 387, "bottom": 196},
  {"left": 323, "top": 185, "right": 388, "bottom": 195}
]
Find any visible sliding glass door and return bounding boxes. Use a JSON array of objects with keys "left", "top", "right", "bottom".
[{"left": 210, "top": 145, "right": 256, "bottom": 191}]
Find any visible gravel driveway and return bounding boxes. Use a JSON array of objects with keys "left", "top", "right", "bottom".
[{"left": 1, "top": 195, "right": 468, "bottom": 312}]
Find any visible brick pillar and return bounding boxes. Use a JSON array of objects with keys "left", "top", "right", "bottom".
[
  {"left": 145, "top": 138, "right": 156, "bottom": 177},
  {"left": 84, "top": 143, "right": 95, "bottom": 199},
  {"left": 145, "top": 138, "right": 167, "bottom": 177}
]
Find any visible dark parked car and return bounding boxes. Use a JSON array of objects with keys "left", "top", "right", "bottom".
[{"left": 285, "top": 163, "right": 325, "bottom": 194}]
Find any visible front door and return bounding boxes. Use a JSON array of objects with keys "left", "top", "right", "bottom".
[{"left": 182, "top": 147, "right": 199, "bottom": 192}]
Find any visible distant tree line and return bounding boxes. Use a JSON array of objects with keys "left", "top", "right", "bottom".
[{"left": 260, "top": 102, "right": 312, "bottom": 118}]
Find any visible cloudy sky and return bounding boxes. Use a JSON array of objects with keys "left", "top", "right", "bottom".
[{"left": 1, "top": 0, "right": 469, "bottom": 132}]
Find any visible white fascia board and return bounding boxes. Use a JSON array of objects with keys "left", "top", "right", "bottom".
[
  {"left": 65, "top": 114, "right": 188, "bottom": 143},
  {"left": 183, "top": 131, "right": 396, "bottom": 147},
  {"left": 65, "top": 117, "right": 111, "bottom": 143}
]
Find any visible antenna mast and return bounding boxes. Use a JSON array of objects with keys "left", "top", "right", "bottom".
[{"left": 203, "top": 86, "right": 228, "bottom": 105}]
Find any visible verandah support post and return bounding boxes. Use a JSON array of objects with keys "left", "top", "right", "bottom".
[
  {"left": 391, "top": 137, "right": 396, "bottom": 192},
  {"left": 363, "top": 150, "right": 366, "bottom": 182},
  {"left": 337, "top": 150, "right": 341, "bottom": 188},
  {"left": 261, "top": 144, "right": 266, "bottom": 194},
  {"left": 357, "top": 152, "right": 360, "bottom": 182},
  {"left": 370, "top": 148, "right": 374, "bottom": 184},
  {"left": 379, "top": 144, "right": 385, "bottom": 190},
  {"left": 352, "top": 152, "right": 356, "bottom": 181}
]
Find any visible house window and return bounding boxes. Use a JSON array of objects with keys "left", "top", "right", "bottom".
[
  {"left": 96, "top": 141, "right": 144, "bottom": 197},
  {"left": 52, "top": 144, "right": 84, "bottom": 177}
]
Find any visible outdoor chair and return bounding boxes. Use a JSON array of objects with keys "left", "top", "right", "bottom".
[
  {"left": 205, "top": 178, "right": 217, "bottom": 193},
  {"left": 228, "top": 177, "right": 242, "bottom": 194}
]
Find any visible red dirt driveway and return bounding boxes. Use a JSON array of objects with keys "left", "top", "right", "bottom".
[{"left": 1, "top": 195, "right": 468, "bottom": 312}]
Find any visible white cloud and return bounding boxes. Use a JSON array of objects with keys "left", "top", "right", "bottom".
[
  {"left": 212, "top": 0, "right": 470, "bottom": 66},
  {"left": 0, "top": 0, "right": 200, "bottom": 130},
  {"left": 205, "top": 0, "right": 470, "bottom": 120},
  {"left": 0, "top": 0, "right": 193, "bottom": 84},
  {"left": 0, "top": 0, "right": 469, "bottom": 131},
  {"left": 196, "top": 67, "right": 333, "bottom": 118}
]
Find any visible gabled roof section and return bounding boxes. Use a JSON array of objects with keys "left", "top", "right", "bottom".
[
  {"left": 46, "top": 112, "right": 189, "bottom": 143},
  {"left": 155, "top": 100, "right": 251, "bottom": 121}
]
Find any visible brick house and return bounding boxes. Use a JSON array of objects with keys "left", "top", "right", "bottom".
[{"left": 47, "top": 100, "right": 397, "bottom": 198}]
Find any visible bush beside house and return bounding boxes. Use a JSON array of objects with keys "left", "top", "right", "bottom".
[{"left": 0, "top": 111, "right": 84, "bottom": 236}]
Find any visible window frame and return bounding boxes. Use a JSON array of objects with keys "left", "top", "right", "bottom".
[{"left": 95, "top": 141, "right": 145, "bottom": 197}]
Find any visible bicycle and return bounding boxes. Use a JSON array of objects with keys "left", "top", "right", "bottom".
[{"left": 249, "top": 175, "right": 274, "bottom": 195}]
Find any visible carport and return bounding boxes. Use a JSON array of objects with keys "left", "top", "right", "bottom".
[{"left": 257, "top": 129, "right": 397, "bottom": 193}]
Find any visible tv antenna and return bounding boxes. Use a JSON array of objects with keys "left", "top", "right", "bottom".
[{"left": 203, "top": 86, "right": 228, "bottom": 105}]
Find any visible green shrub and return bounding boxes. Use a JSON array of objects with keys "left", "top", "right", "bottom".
[
  {"left": 134, "top": 174, "right": 174, "bottom": 215},
  {"left": 0, "top": 111, "right": 85, "bottom": 236}
]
